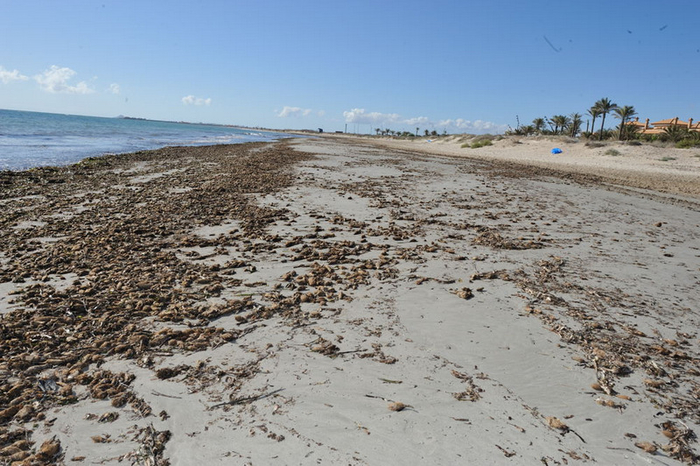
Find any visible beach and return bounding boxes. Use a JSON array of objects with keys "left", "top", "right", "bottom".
[
  {"left": 352, "top": 133, "right": 700, "bottom": 200},
  {"left": 1, "top": 136, "right": 699, "bottom": 465}
]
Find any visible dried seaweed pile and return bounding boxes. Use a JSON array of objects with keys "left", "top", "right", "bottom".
[{"left": 0, "top": 142, "right": 313, "bottom": 463}]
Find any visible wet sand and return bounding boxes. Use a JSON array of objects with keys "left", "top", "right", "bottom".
[{"left": 1, "top": 138, "right": 699, "bottom": 465}]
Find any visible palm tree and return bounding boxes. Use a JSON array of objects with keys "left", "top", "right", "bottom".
[
  {"left": 551, "top": 115, "right": 570, "bottom": 135},
  {"left": 613, "top": 105, "right": 637, "bottom": 140},
  {"left": 521, "top": 125, "right": 535, "bottom": 136},
  {"left": 663, "top": 125, "right": 689, "bottom": 143},
  {"left": 545, "top": 117, "right": 555, "bottom": 133},
  {"left": 595, "top": 98, "right": 618, "bottom": 140},
  {"left": 532, "top": 118, "right": 546, "bottom": 134},
  {"left": 587, "top": 106, "right": 601, "bottom": 137},
  {"left": 568, "top": 113, "right": 583, "bottom": 137}
]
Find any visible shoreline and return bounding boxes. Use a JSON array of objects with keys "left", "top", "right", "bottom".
[
  {"left": 1, "top": 138, "right": 699, "bottom": 464},
  {"left": 0, "top": 108, "right": 299, "bottom": 172}
]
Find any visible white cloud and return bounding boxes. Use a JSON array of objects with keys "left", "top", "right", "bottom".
[
  {"left": 437, "top": 118, "right": 508, "bottom": 133},
  {"left": 277, "top": 106, "right": 313, "bottom": 117},
  {"left": 343, "top": 108, "right": 401, "bottom": 126},
  {"left": 404, "top": 116, "right": 430, "bottom": 126},
  {"left": 343, "top": 109, "right": 430, "bottom": 128},
  {"left": 182, "top": 95, "right": 212, "bottom": 106},
  {"left": 109, "top": 83, "right": 120, "bottom": 94},
  {"left": 34, "top": 65, "right": 94, "bottom": 94},
  {"left": 343, "top": 108, "right": 506, "bottom": 134},
  {"left": 0, "top": 66, "right": 28, "bottom": 84}
]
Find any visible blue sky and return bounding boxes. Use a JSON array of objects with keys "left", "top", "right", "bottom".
[{"left": 1, "top": 0, "right": 699, "bottom": 134}]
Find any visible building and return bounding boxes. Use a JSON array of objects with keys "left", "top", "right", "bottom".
[{"left": 625, "top": 117, "right": 699, "bottom": 135}]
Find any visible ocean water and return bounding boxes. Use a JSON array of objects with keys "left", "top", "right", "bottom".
[{"left": 0, "top": 109, "right": 291, "bottom": 171}]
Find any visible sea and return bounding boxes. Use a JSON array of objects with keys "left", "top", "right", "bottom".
[{"left": 0, "top": 109, "right": 292, "bottom": 171}]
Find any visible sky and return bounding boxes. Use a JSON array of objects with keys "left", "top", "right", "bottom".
[{"left": 1, "top": 0, "right": 699, "bottom": 134}]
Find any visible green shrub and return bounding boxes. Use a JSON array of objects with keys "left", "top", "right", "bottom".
[
  {"left": 660, "top": 156, "right": 677, "bottom": 162},
  {"left": 605, "top": 149, "right": 621, "bottom": 156},
  {"left": 675, "top": 132, "right": 700, "bottom": 148},
  {"left": 472, "top": 134, "right": 494, "bottom": 142},
  {"left": 471, "top": 139, "right": 493, "bottom": 149},
  {"left": 676, "top": 139, "right": 699, "bottom": 149},
  {"left": 664, "top": 126, "right": 690, "bottom": 143}
]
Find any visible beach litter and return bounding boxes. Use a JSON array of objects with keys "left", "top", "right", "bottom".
[{"left": 551, "top": 148, "right": 563, "bottom": 154}]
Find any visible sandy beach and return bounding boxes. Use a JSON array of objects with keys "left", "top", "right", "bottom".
[
  {"left": 350, "top": 134, "right": 700, "bottom": 201},
  {"left": 1, "top": 136, "right": 699, "bottom": 465}
]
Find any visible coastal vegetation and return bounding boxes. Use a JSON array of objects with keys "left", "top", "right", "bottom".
[
  {"left": 373, "top": 128, "right": 439, "bottom": 138},
  {"left": 461, "top": 137, "right": 494, "bottom": 149},
  {"left": 367, "top": 98, "right": 700, "bottom": 151},
  {"left": 507, "top": 97, "right": 700, "bottom": 149}
]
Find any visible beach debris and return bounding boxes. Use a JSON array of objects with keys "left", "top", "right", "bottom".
[
  {"left": 0, "top": 436, "right": 61, "bottom": 464},
  {"left": 546, "top": 416, "right": 568, "bottom": 431},
  {"left": 379, "top": 378, "right": 403, "bottom": 384},
  {"left": 364, "top": 394, "right": 413, "bottom": 412},
  {"left": 310, "top": 337, "right": 340, "bottom": 356},
  {"left": 634, "top": 441, "right": 658, "bottom": 454},
  {"left": 37, "top": 378, "right": 59, "bottom": 393},
  {"left": 388, "top": 402, "right": 407, "bottom": 412},
  {"left": 37, "top": 437, "right": 62, "bottom": 462},
  {"left": 451, "top": 370, "right": 483, "bottom": 401},
  {"left": 98, "top": 411, "right": 120, "bottom": 423},
  {"left": 91, "top": 434, "right": 112, "bottom": 443},
  {"left": 126, "top": 424, "right": 171, "bottom": 466},
  {"left": 453, "top": 287, "right": 474, "bottom": 300},
  {"left": 495, "top": 444, "right": 516, "bottom": 457},
  {"left": 595, "top": 397, "right": 626, "bottom": 412},
  {"left": 551, "top": 148, "right": 563, "bottom": 154},
  {"left": 355, "top": 422, "right": 371, "bottom": 435},
  {"left": 593, "top": 366, "right": 616, "bottom": 396},
  {"left": 470, "top": 269, "right": 511, "bottom": 281},
  {"left": 659, "top": 421, "right": 700, "bottom": 463},
  {"left": 451, "top": 417, "right": 471, "bottom": 423},
  {"left": 644, "top": 378, "right": 666, "bottom": 388},
  {"left": 155, "top": 365, "right": 188, "bottom": 380},
  {"left": 545, "top": 416, "right": 586, "bottom": 443},
  {"left": 209, "top": 388, "right": 284, "bottom": 410},
  {"left": 358, "top": 343, "right": 398, "bottom": 364},
  {"left": 472, "top": 228, "right": 544, "bottom": 250}
]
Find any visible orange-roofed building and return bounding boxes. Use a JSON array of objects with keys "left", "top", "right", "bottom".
[
  {"left": 626, "top": 116, "right": 699, "bottom": 135},
  {"left": 650, "top": 117, "right": 691, "bottom": 128},
  {"left": 626, "top": 117, "right": 648, "bottom": 129}
]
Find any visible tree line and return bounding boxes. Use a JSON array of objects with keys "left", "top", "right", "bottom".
[
  {"left": 374, "top": 128, "right": 445, "bottom": 137},
  {"left": 509, "top": 98, "right": 638, "bottom": 140}
]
